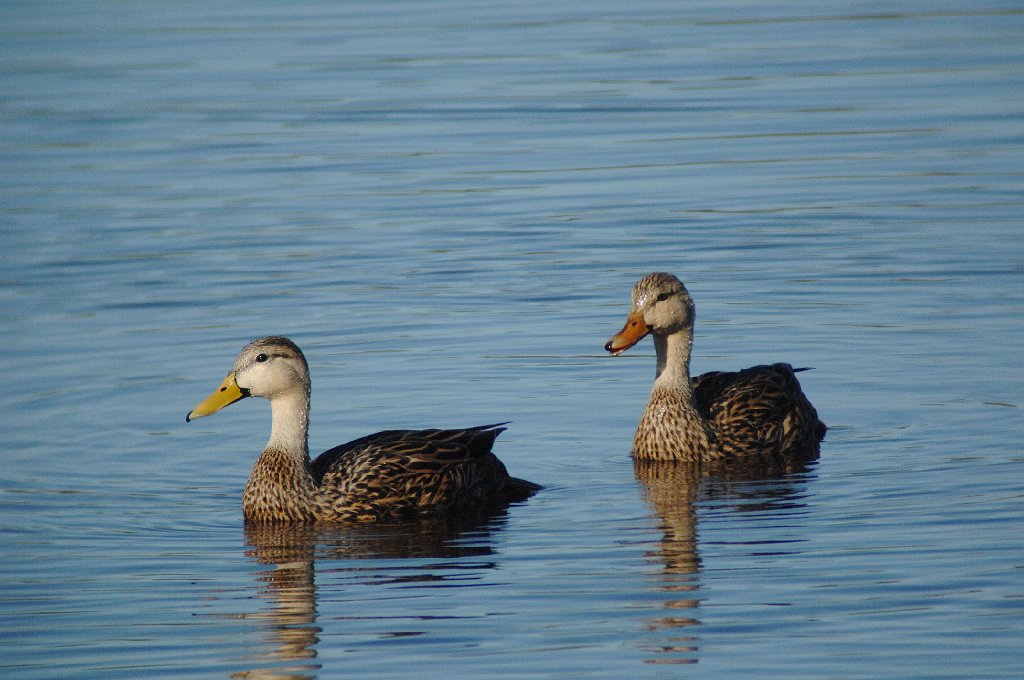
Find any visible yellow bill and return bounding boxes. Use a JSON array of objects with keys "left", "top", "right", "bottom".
[{"left": 186, "top": 371, "right": 248, "bottom": 422}]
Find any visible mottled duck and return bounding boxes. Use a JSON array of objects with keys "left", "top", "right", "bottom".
[
  {"left": 605, "top": 272, "right": 825, "bottom": 461},
  {"left": 187, "top": 336, "right": 538, "bottom": 522}
]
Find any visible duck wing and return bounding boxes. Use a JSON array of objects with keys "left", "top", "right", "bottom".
[
  {"left": 693, "top": 364, "right": 825, "bottom": 454},
  {"left": 311, "top": 423, "right": 506, "bottom": 479},
  {"left": 310, "top": 423, "right": 532, "bottom": 519}
]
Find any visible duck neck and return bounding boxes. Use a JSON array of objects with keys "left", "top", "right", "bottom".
[
  {"left": 266, "top": 389, "right": 311, "bottom": 461},
  {"left": 652, "top": 328, "right": 694, "bottom": 395},
  {"left": 635, "top": 326, "right": 718, "bottom": 461},
  {"left": 244, "top": 388, "right": 319, "bottom": 521}
]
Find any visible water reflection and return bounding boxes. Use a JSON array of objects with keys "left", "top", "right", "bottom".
[
  {"left": 235, "top": 513, "right": 506, "bottom": 679},
  {"left": 634, "top": 453, "right": 818, "bottom": 665}
]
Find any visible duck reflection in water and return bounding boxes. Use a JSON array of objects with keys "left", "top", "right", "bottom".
[
  {"left": 233, "top": 511, "right": 509, "bottom": 680},
  {"left": 633, "top": 452, "right": 818, "bottom": 665}
]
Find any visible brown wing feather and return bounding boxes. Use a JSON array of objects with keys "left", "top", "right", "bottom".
[
  {"left": 309, "top": 424, "right": 534, "bottom": 520},
  {"left": 693, "top": 364, "right": 825, "bottom": 457}
]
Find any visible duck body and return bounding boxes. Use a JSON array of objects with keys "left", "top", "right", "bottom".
[
  {"left": 187, "top": 337, "right": 538, "bottom": 522},
  {"left": 606, "top": 273, "right": 825, "bottom": 462},
  {"left": 632, "top": 363, "right": 825, "bottom": 461}
]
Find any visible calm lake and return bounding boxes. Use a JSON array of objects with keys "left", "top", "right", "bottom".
[{"left": 2, "top": 1, "right": 1022, "bottom": 678}]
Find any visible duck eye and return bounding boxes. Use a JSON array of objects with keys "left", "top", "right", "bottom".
[
  {"left": 255, "top": 353, "right": 268, "bottom": 363},
  {"left": 656, "top": 292, "right": 670, "bottom": 302}
]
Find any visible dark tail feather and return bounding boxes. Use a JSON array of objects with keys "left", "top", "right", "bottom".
[{"left": 505, "top": 477, "right": 542, "bottom": 503}]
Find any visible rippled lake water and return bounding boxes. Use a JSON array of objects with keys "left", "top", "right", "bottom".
[{"left": 2, "top": 1, "right": 1022, "bottom": 678}]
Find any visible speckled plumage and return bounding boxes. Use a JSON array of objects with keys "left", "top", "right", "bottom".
[
  {"left": 606, "top": 273, "right": 826, "bottom": 462},
  {"left": 188, "top": 337, "right": 538, "bottom": 522}
]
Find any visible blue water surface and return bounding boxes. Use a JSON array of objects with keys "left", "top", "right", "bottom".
[{"left": 2, "top": 1, "right": 1022, "bottom": 678}]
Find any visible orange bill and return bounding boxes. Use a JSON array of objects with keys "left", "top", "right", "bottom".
[{"left": 605, "top": 310, "right": 650, "bottom": 356}]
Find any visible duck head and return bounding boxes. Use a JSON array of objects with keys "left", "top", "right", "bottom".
[
  {"left": 186, "top": 336, "right": 310, "bottom": 421},
  {"left": 604, "top": 272, "right": 695, "bottom": 355}
]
